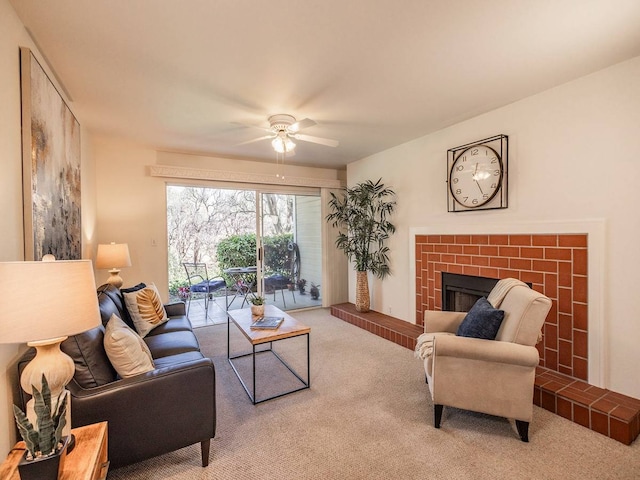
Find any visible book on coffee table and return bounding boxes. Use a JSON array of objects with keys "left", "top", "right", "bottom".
[{"left": 250, "top": 316, "right": 284, "bottom": 329}]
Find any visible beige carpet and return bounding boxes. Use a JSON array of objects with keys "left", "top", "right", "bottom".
[{"left": 107, "top": 308, "right": 640, "bottom": 479}]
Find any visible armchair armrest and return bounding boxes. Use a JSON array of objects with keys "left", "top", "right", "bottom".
[
  {"left": 432, "top": 334, "right": 540, "bottom": 367},
  {"left": 165, "top": 301, "right": 186, "bottom": 316},
  {"left": 424, "top": 310, "right": 466, "bottom": 334}
]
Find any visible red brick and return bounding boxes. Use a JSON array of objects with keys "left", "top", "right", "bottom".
[
  {"left": 448, "top": 245, "right": 463, "bottom": 254},
  {"left": 471, "top": 235, "right": 489, "bottom": 244},
  {"left": 509, "top": 235, "right": 532, "bottom": 246},
  {"left": 559, "top": 340, "right": 572, "bottom": 367},
  {"left": 434, "top": 244, "right": 448, "bottom": 253},
  {"left": 532, "top": 235, "right": 558, "bottom": 247},
  {"left": 558, "top": 288, "right": 572, "bottom": 314},
  {"left": 499, "top": 246, "right": 520, "bottom": 257},
  {"left": 471, "top": 256, "right": 490, "bottom": 266},
  {"left": 573, "top": 303, "right": 588, "bottom": 330},
  {"left": 574, "top": 404, "right": 590, "bottom": 427},
  {"left": 559, "top": 234, "right": 587, "bottom": 248},
  {"left": 463, "top": 245, "right": 480, "bottom": 255},
  {"left": 591, "top": 410, "right": 609, "bottom": 436},
  {"left": 574, "top": 330, "right": 588, "bottom": 358},
  {"left": 489, "top": 234, "right": 509, "bottom": 245},
  {"left": 573, "top": 357, "right": 588, "bottom": 381},
  {"left": 463, "top": 266, "right": 480, "bottom": 276},
  {"left": 441, "top": 235, "right": 454, "bottom": 243},
  {"left": 573, "top": 248, "right": 588, "bottom": 275},
  {"left": 558, "top": 314, "right": 573, "bottom": 340},
  {"left": 545, "top": 248, "right": 573, "bottom": 261},
  {"left": 490, "top": 257, "right": 509, "bottom": 268},
  {"left": 479, "top": 267, "right": 500, "bottom": 278},
  {"left": 541, "top": 391, "right": 556, "bottom": 412},
  {"left": 455, "top": 235, "right": 471, "bottom": 244},
  {"left": 544, "top": 273, "right": 558, "bottom": 299},
  {"left": 573, "top": 275, "right": 588, "bottom": 303},
  {"left": 521, "top": 247, "right": 544, "bottom": 259},
  {"left": 426, "top": 235, "right": 441, "bottom": 243},
  {"left": 455, "top": 255, "right": 472, "bottom": 265},
  {"left": 480, "top": 246, "right": 499, "bottom": 256},
  {"left": 533, "top": 260, "right": 558, "bottom": 273},
  {"left": 557, "top": 397, "right": 573, "bottom": 420},
  {"left": 558, "top": 262, "right": 572, "bottom": 287},
  {"left": 521, "top": 271, "right": 544, "bottom": 285},
  {"left": 510, "top": 258, "right": 532, "bottom": 270},
  {"left": 544, "top": 324, "right": 558, "bottom": 349},
  {"left": 442, "top": 254, "right": 455, "bottom": 263},
  {"left": 610, "top": 417, "right": 633, "bottom": 445}
]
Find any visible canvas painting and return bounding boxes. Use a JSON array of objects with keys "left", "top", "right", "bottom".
[{"left": 20, "top": 47, "right": 81, "bottom": 261}]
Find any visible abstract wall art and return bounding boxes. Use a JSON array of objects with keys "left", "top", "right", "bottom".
[{"left": 20, "top": 47, "right": 81, "bottom": 260}]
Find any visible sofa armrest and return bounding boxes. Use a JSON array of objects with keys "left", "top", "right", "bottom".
[
  {"left": 165, "top": 301, "right": 186, "bottom": 316},
  {"left": 432, "top": 333, "right": 540, "bottom": 367},
  {"left": 68, "top": 357, "right": 215, "bottom": 468},
  {"left": 424, "top": 311, "right": 466, "bottom": 334}
]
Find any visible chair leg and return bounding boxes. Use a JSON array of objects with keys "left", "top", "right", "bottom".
[
  {"left": 280, "top": 288, "right": 286, "bottom": 308},
  {"left": 200, "top": 439, "right": 211, "bottom": 467},
  {"left": 434, "top": 404, "right": 443, "bottom": 428},
  {"left": 516, "top": 420, "right": 529, "bottom": 442}
]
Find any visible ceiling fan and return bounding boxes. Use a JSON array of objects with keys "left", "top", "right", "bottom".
[{"left": 237, "top": 114, "right": 339, "bottom": 153}]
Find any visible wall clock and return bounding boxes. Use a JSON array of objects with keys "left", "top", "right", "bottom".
[{"left": 447, "top": 134, "right": 508, "bottom": 212}]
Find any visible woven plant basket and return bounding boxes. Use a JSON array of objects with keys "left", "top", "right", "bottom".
[{"left": 355, "top": 271, "right": 370, "bottom": 313}]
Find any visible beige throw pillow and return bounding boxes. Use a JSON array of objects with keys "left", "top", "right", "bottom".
[
  {"left": 122, "top": 283, "right": 168, "bottom": 337},
  {"left": 103, "top": 314, "right": 155, "bottom": 378}
]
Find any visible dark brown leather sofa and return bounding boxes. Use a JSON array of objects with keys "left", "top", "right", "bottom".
[{"left": 17, "top": 283, "right": 216, "bottom": 469}]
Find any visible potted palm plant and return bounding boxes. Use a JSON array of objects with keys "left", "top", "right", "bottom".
[
  {"left": 326, "top": 178, "right": 396, "bottom": 312},
  {"left": 13, "top": 375, "right": 71, "bottom": 480}
]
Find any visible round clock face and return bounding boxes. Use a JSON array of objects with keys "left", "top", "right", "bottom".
[{"left": 449, "top": 144, "right": 503, "bottom": 208}]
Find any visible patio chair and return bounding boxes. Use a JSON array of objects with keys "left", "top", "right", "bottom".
[
  {"left": 263, "top": 242, "right": 299, "bottom": 308},
  {"left": 183, "top": 262, "right": 226, "bottom": 320}
]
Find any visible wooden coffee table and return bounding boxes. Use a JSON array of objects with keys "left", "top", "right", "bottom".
[{"left": 227, "top": 305, "right": 310, "bottom": 404}]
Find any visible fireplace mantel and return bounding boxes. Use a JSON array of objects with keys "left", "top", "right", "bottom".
[{"left": 409, "top": 220, "right": 605, "bottom": 388}]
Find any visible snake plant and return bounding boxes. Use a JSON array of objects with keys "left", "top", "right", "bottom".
[{"left": 13, "top": 375, "right": 67, "bottom": 460}]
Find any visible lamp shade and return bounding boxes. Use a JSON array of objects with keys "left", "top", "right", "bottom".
[
  {"left": 0, "top": 260, "right": 101, "bottom": 344},
  {"left": 95, "top": 243, "right": 131, "bottom": 269}
]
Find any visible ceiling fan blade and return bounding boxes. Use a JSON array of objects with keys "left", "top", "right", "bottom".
[
  {"left": 235, "top": 135, "right": 273, "bottom": 146},
  {"left": 288, "top": 118, "right": 316, "bottom": 133},
  {"left": 294, "top": 133, "right": 339, "bottom": 148}
]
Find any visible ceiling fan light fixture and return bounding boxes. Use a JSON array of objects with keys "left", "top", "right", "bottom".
[{"left": 272, "top": 136, "right": 296, "bottom": 153}]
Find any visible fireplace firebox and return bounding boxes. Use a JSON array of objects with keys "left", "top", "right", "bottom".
[{"left": 441, "top": 273, "right": 498, "bottom": 312}]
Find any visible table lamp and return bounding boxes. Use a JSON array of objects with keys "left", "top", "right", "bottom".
[
  {"left": 95, "top": 242, "right": 131, "bottom": 288},
  {"left": 0, "top": 258, "right": 101, "bottom": 448}
]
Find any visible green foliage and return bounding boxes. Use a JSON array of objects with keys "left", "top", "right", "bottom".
[
  {"left": 326, "top": 178, "right": 397, "bottom": 279},
  {"left": 13, "top": 375, "right": 67, "bottom": 459},
  {"left": 263, "top": 233, "right": 294, "bottom": 276},
  {"left": 168, "top": 278, "right": 190, "bottom": 296},
  {"left": 216, "top": 233, "right": 257, "bottom": 271},
  {"left": 250, "top": 296, "right": 265, "bottom": 306},
  {"left": 216, "top": 232, "right": 294, "bottom": 280}
]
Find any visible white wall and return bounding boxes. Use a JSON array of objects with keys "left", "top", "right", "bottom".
[
  {"left": 0, "top": 0, "right": 97, "bottom": 455},
  {"left": 348, "top": 55, "right": 640, "bottom": 398}
]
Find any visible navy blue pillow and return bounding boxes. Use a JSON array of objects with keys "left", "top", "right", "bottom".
[{"left": 456, "top": 297, "right": 505, "bottom": 340}]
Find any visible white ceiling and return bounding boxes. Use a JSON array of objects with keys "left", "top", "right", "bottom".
[{"left": 9, "top": 0, "right": 640, "bottom": 169}]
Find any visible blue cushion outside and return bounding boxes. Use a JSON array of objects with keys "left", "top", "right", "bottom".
[{"left": 456, "top": 297, "right": 505, "bottom": 340}]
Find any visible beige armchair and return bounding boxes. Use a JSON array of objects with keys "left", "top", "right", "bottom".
[{"left": 418, "top": 279, "right": 552, "bottom": 441}]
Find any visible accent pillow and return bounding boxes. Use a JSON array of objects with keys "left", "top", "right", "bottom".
[
  {"left": 456, "top": 296, "right": 505, "bottom": 340},
  {"left": 122, "top": 283, "right": 168, "bottom": 337},
  {"left": 103, "top": 314, "right": 154, "bottom": 378}
]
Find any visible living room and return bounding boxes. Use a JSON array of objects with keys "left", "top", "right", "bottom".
[{"left": 1, "top": 0, "right": 640, "bottom": 477}]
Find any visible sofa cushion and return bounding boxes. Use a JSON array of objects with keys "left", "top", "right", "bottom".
[
  {"left": 145, "top": 316, "right": 193, "bottom": 336},
  {"left": 119, "top": 282, "right": 147, "bottom": 329},
  {"left": 456, "top": 296, "right": 505, "bottom": 340},
  {"left": 122, "top": 284, "right": 169, "bottom": 337},
  {"left": 61, "top": 325, "right": 117, "bottom": 388},
  {"left": 104, "top": 314, "right": 155, "bottom": 378},
  {"left": 144, "top": 330, "right": 201, "bottom": 359}
]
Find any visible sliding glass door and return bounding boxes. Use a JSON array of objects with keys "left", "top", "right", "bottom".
[{"left": 166, "top": 185, "right": 322, "bottom": 326}]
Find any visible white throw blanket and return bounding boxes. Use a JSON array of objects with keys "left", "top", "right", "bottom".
[
  {"left": 414, "top": 333, "right": 434, "bottom": 360},
  {"left": 487, "top": 278, "right": 528, "bottom": 308}
]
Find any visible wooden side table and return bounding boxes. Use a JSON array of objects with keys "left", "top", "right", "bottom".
[{"left": 0, "top": 422, "right": 108, "bottom": 480}]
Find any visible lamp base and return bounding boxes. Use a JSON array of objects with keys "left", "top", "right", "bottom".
[{"left": 106, "top": 269, "right": 123, "bottom": 288}]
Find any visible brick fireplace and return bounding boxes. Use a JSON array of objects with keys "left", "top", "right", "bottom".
[{"left": 415, "top": 233, "right": 588, "bottom": 380}]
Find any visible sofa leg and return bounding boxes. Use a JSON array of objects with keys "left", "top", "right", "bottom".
[
  {"left": 434, "top": 404, "right": 443, "bottom": 428},
  {"left": 200, "top": 439, "right": 211, "bottom": 467},
  {"left": 516, "top": 420, "right": 529, "bottom": 442}
]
